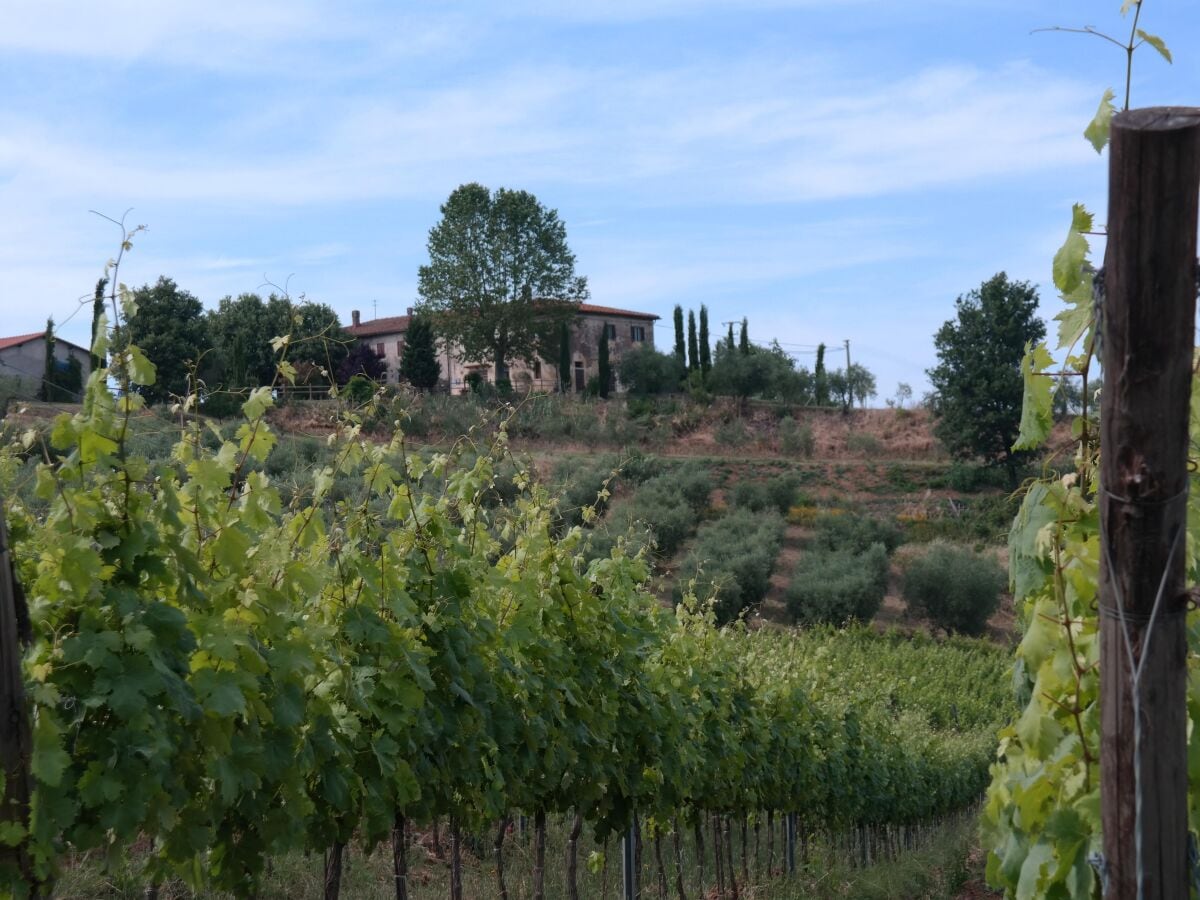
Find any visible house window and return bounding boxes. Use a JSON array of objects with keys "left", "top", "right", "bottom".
[
  {"left": 375, "top": 342, "right": 385, "bottom": 357},
  {"left": 604, "top": 323, "right": 616, "bottom": 340},
  {"left": 630, "top": 325, "right": 646, "bottom": 342}
]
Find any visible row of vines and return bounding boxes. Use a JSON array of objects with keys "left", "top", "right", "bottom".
[{"left": 0, "top": 298, "right": 1010, "bottom": 896}]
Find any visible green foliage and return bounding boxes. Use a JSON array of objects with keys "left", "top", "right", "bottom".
[
  {"left": 617, "top": 344, "right": 683, "bottom": 396},
  {"left": 687, "top": 309, "right": 698, "bottom": 373},
  {"left": 337, "top": 343, "right": 386, "bottom": 386},
  {"left": 90, "top": 278, "right": 107, "bottom": 372},
  {"left": 1, "top": 246, "right": 1012, "bottom": 897},
  {"left": 730, "top": 474, "right": 801, "bottom": 515},
  {"left": 713, "top": 418, "right": 748, "bottom": 447},
  {"left": 118, "top": 276, "right": 210, "bottom": 403},
  {"left": 206, "top": 293, "right": 292, "bottom": 390},
  {"left": 619, "top": 463, "right": 711, "bottom": 556},
  {"left": 677, "top": 508, "right": 786, "bottom": 624},
  {"left": 903, "top": 543, "right": 1004, "bottom": 636},
  {"left": 416, "top": 182, "right": 586, "bottom": 381},
  {"left": 814, "top": 343, "right": 828, "bottom": 405},
  {"left": 738, "top": 318, "right": 749, "bottom": 355},
  {"left": 831, "top": 363, "right": 878, "bottom": 409},
  {"left": 778, "top": 416, "right": 814, "bottom": 457},
  {"left": 845, "top": 432, "right": 881, "bottom": 455},
  {"left": 343, "top": 374, "right": 377, "bottom": 405},
  {"left": 398, "top": 316, "right": 441, "bottom": 390},
  {"left": 698, "top": 305, "right": 711, "bottom": 376},
  {"left": 672, "top": 305, "right": 686, "bottom": 370},
  {"left": 983, "top": 15, "right": 1185, "bottom": 897},
  {"left": 813, "top": 512, "right": 903, "bottom": 555},
  {"left": 785, "top": 543, "right": 889, "bottom": 626},
  {"left": 927, "top": 273, "right": 1045, "bottom": 474},
  {"left": 709, "top": 340, "right": 810, "bottom": 405}
]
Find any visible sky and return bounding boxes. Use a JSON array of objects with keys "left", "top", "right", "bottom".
[{"left": 2, "top": 0, "right": 1197, "bottom": 400}]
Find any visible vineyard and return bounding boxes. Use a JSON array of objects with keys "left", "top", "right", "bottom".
[{"left": 0, "top": 341, "right": 1013, "bottom": 898}]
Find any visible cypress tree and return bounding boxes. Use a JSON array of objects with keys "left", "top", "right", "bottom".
[
  {"left": 687, "top": 311, "right": 698, "bottom": 373},
  {"left": 39, "top": 318, "right": 56, "bottom": 402},
  {"left": 739, "top": 318, "right": 750, "bottom": 355},
  {"left": 90, "top": 277, "right": 108, "bottom": 371},
  {"left": 598, "top": 327, "right": 611, "bottom": 399},
  {"left": 398, "top": 317, "right": 441, "bottom": 391},
  {"left": 673, "top": 305, "right": 686, "bottom": 369},
  {"left": 727, "top": 323, "right": 735, "bottom": 351},
  {"left": 815, "top": 343, "right": 829, "bottom": 406},
  {"left": 699, "top": 305, "right": 711, "bottom": 376},
  {"left": 558, "top": 322, "right": 571, "bottom": 392}
]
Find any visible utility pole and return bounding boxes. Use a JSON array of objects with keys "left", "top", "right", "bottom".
[{"left": 1099, "top": 106, "right": 1200, "bottom": 900}]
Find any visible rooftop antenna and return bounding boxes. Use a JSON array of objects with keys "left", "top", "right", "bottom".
[{"left": 372, "top": 298, "right": 378, "bottom": 319}]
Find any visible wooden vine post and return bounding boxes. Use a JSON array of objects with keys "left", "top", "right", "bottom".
[
  {"left": 1, "top": 502, "right": 35, "bottom": 889},
  {"left": 1100, "top": 106, "right": 1200, "bottom": 899}
]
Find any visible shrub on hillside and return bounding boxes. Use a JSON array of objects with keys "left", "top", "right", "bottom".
[
  {"left": 553, "top": 456, "right": 618, "bottom": 530},
  {"left": 677, "top": 509, "right": 786, "bottom": 624},
  {"left": 778, "top": 416, "right": 814, "bottom": 457},
  {"left": 813, "top": 512, "right": 903, "bottom": 555},
  {"left": 626, "top": 463, "right": 712, "bottom": 556},
  {"left": 902, "top": 543, "right": 1004, "bottom": 636},
  {"left": 731, "top": 474, "right": 801, "bottom": 515},
  {"left": 714, "top": 419, "right": 749, "bottom": 447},
  {"left": 785, "top": 543, "right": 889, "bottom": 626},
  {"left": 618, "top": 344, "right": 685, "bottom": 396}
]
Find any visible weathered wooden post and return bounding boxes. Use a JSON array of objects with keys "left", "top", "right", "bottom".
[
  {"left": 1, "top": 502, "right": 35, "bottom": 890},
  {"left": 1100, "top": 106, "right": 1200, "bottom": 899},
  {"left": 622, "top": 813, "right": 637, "bottom": 900}
]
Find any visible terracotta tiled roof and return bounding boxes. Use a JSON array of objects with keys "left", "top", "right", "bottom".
[
  {"left": 0, "top": 331, "right": 47, "bottom": 352},
  {"left": 0, "top": 332, "right": 93, "bottom": 355},
  {"left": 347, "top": 315, "right": 411, "bottom": 338},
  {"left": 578, "top": 303, "right": 659, "bottom": 321},
  {"left": 346, "top": 302, "right": 659, "bottom": 338}
]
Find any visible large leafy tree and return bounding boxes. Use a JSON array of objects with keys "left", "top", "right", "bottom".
[
  {"left": 286, "top": 301, "right": 353, "bottom": 379},
  {"left": 207, "top": 293, "right": 292, "bottom": 389},
  {"left": 927, "top": 272, "right": 1044, "bottom": 477},
  {"left": 416, "top": 183, "right": 587, "bottom": 383},
  {"left": 122, "top": 276, "right": 211, "bottom": 403},
  {"left": 337, "top": 343, "right": 387, "bottom": 385},
  {"left": 398, "top": 316, "right": 441, "bottom": 391}
]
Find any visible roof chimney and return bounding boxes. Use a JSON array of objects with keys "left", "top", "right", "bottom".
[
  {"left": 407, "top": 307, "right": 413, "bottom": 317},
  {"left": 351, "top": 310, "right": 361, "bottom": 327}
]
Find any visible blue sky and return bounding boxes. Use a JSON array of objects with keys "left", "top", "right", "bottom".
[{"left": 2, "top": 1, "right": 1196, "bottom": 399}]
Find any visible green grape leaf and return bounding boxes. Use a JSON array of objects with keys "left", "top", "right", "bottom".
[
  {"left": 0, "top": 821, "right": 27, "bottom": 847},
  {"left": 31, "top": 714, "right": 70, "bottom": 788},
  {"left": 1083, "top": 89, "right": 1116, "bottom": 154},
  {"left": 193, "top": 668, "right": 248, "bottom": 718},
  {"left": 1136, "top": 29, "right": 1172, "bottom": 63},
  {"left": 1017, "top": 697, "right": 1065, "bottom": 759},
  {"left": 1016, "top": 841, "right": 1053, "bottom": 900},
  {"left": 242, "top": 386, "right": 274, "bottom": 421},
  {"left": 124, "top": 345, "right": 157, "bottom": 387},
  {"left": 1052, "top": 205, "right": 1093, "bottom": 295},
  {"left": 1014, "top": 342, "right": 1055, "bottom": 451}
]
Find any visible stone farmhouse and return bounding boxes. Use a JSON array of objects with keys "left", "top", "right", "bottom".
[
  {"left": 0, "top": 331, "right": 92, "bottom": 400},
  {"left": 347, "top": 303, "right": 659, "bottom": 394}
]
